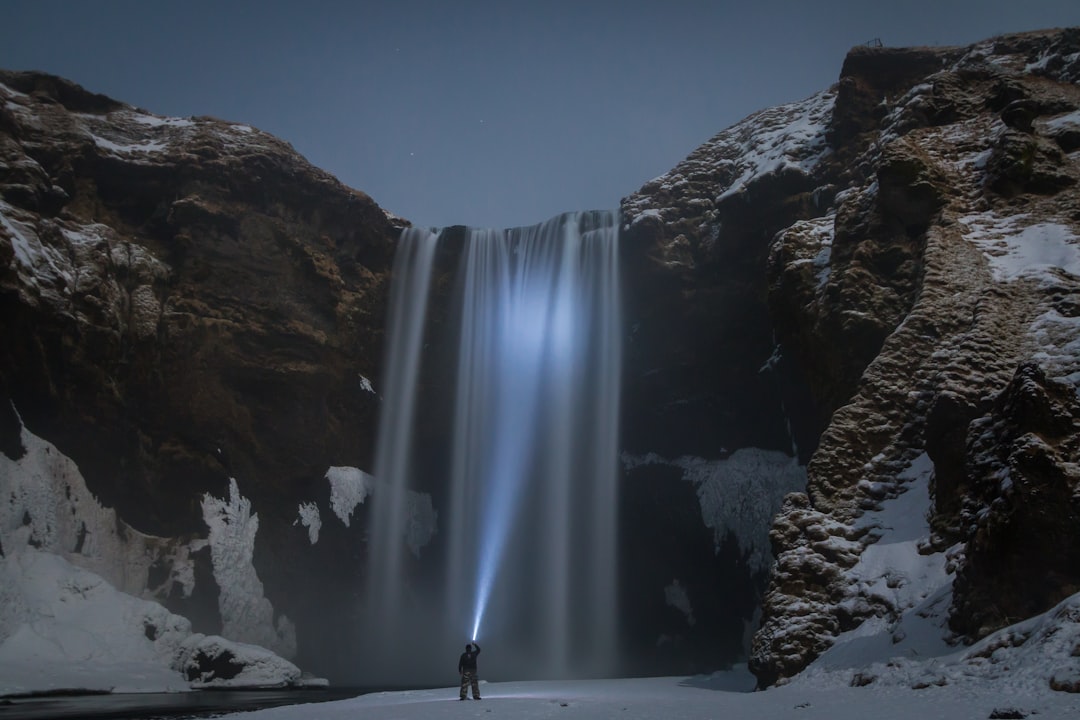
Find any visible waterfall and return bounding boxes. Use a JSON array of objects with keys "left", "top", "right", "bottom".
[{"left": 363, "top": 211, "right": 621, "bottom": 683}]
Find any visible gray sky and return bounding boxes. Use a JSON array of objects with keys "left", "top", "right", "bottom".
[{"left": 2, "top": 1, "right": 1077, "bottom": 229}]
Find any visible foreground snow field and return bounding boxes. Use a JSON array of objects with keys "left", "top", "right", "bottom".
[{"left": 212, "top": 671, "right": 1080, "bottom": 720}]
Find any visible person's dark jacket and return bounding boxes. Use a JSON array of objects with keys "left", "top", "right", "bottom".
[{"left": 458, "top": 644, "right": 481, "bottom": 674}]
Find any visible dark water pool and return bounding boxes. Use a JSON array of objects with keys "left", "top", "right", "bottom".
[{"left": 0, "top": 687, "right": 379, "bottom": 720}]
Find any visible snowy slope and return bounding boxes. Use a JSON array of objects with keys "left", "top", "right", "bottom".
[
  {"left": 0, "top": 413, "right": 309, "bottom": 695},
  {"left": 0, "top": 549, "right": 303, "bottom": 696}
]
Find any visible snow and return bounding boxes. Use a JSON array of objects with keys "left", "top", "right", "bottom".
[
  {"left": 0, "top": 549, "right": 302, "bottom": 696},
  {"left": 714, "top": 89, "right": 835, "bottom": 204},
  {"left": 0, "top": 405, "right": 197, "bottom": 600},
  {"left": 207, "top": 667, "right": 1080, "bottom": 720},
  {"left": 326, "top": 466, "right": 375, "bottom": 526},
  {"left": 325, "top": 465, "right": 436, "bottom": 557},
  {"left": 956, "top": 212, "right": 1080, "bottom": 386},
  {"left": 130, "top": 112, "right": 194, "bottom": 128},
  {"left": 87, "top": 132, "right": 167, "bottom": 155},
  {"left": 781, "top": 213, "right": 835, "bottom": 291},
  {"left": 1030, "top": 308, "right": 1080, "bottom": 386},
  {"left": 0, "top": 413, "right": 316, "bottom": 696},
  {"left": 1, "top": 198, "right": 74, "bottom": 295},
  {"left": 959, "top": 213, "right": 1080, "bottom": 282},
  {"left": 224, "top": 446, "right": 1080, "bottom": 718},
  {"left": 1045, "top": 109, "right": 1080, "bottom": 133},
  {"left": 622, "top": 88, "right": 834, "bottom": 227},
  {"left": 295, "top": 502, "right": 322, "bottom": 544},
  {"left": 622, "top": 449, "right": 806, "bottom": 574},
  {"left": 201, "top": 480, "right": 297, "bottom": 659},
  {"left": 809, "top": 453, "right": 957, "bottom": 671}
]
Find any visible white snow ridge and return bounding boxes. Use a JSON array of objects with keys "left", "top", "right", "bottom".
[{"left": 0, "top": 412, "right": 309, "bottom": 696}]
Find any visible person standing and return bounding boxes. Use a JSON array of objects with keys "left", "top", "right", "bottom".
[{"left": 458, "top": 642, "right": 482, "bottom": 700}]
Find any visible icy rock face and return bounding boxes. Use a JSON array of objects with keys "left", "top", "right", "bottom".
[
  {"left": 748, "top": 29, "right": 1080, "bottom": 685},
  {"left": 0, "top": 411, "right": 199, "bottom": 605},
  {"left": 0, "top": 414, "right": 305, "bottom": 676}
]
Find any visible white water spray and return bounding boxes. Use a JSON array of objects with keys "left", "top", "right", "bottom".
[{"left": 364, "top": 211, "right": 621, "bottom": 682}]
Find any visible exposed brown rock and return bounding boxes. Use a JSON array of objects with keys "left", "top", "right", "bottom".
[{"left": 950, "top": 363, "right": 1080, "bottom": 639}]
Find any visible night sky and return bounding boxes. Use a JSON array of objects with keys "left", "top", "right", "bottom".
[{"left": 2, "top": 0, "right": 1077, "bottom": 229}]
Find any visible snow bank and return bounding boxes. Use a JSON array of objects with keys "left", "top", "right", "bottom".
[
  {"left": 0, "top": 410, "right": 312, "bottom": 694},
  {"left": 0, "top": 549, "right": 301, "bottom": 697},
  {"left": 0, "top": 405, "right": 195, "bottom": 601},
  {"left": 796, "top": 452, "right": 1080, "bottom": 701}
]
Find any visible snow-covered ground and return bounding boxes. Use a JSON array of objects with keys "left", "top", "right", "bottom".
[
  {"left": 0, "top": 549, "right": 304, "bottom": 696},
  {"left": 207, "top": 669, "right": 1079, "bottom": 720}
]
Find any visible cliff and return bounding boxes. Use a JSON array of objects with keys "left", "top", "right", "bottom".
[
  {"left": 620, "top": 27, "right": 1080, "bottom": 687},
  {"left": 0, "top": 68, "right": 400, "bottom": 682}
]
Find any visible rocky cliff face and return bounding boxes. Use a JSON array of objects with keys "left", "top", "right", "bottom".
[
  {"left": 621, "top": 28, "right": 1080, "bottom": 686},
  {"left": 0, "top": 69, "right": 400, "bottom": 678}
]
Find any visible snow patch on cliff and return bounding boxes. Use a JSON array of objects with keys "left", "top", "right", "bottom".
[
  {"left": 797, "top": 453, "right": 961, "bottom": 681},
  {"left": 295, "top": 502, "right": 321, "bottom": 544},
  {"left": 664, "top": 579, "right": 695, "bottom": 627},
  {"left": 1, "top": 198, "right": 73, "bottom": 298},
  {"left": 782, "top": 213, "right": 836, "bottom": 291},
  {"left": 327, "top": 466, "right": 375, "bottom": 527},
  {"left": 714, "top": 88, "right": 836, "bottom": 203},
  {"left": 87, "top": 132, "right": 167, "bottom": 155},
  {"left": 622, "top": 449, "right": 806, "bottom": 574},
  {"left": 0, "top": 406, "right": 196, "bottom": 600},
  {"left": 325, "top": 465, "right": 436, "bottom": 557},
  {"left": 1031, "top": 308, "right": 1080, "bottom": 387},
  {"left": 201, "top": 479, "right": 297, "bottom": 659},
  {"left": 622, "top": 87, "right": 835, "bottom": 226},
  {"left": 959, "top": 213, "right": 1080, "bottom": 282}
]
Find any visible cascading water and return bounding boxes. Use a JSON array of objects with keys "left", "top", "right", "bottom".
[{"left": 363, "top": 211, "right": 621, "bottom": 683}]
